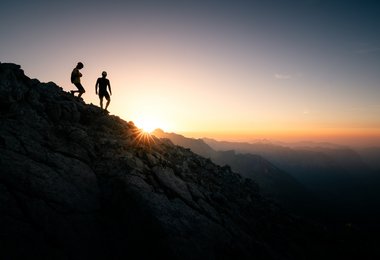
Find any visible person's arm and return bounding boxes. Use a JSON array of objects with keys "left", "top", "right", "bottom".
[
  {"left": 95, "top": 79, "right": 99, "bottom": 94},
  {"left": 108, "top": 80, "right": 112, "bottom": 95}
]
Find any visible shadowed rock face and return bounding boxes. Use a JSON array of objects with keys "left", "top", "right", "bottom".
[{"left": 0, "top": 62, "right": 343, "bottom": 259}]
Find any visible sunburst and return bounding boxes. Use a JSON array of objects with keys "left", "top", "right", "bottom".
[{"left": 131, "top": 127, "right": 156, "bottom": 148}]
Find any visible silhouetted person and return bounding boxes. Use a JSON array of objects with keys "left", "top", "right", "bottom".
[
  {"left": 95, "top": 71, "right": 112, "bottom": 111},
  {"left": 70, "top": 62, "right": 86, "bottom": 98}
]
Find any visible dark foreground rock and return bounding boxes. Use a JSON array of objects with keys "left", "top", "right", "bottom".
[{"left": 0, "top": 62, "right": 363, "bottom": 259}]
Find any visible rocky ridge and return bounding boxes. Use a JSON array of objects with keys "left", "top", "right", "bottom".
[{"left": 0, "top": 62, "right": 344, "bottom": 259}]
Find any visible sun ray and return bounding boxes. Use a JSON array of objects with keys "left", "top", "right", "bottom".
[{"left": 131, "top": 127, "right": 157, "bottom": 149}]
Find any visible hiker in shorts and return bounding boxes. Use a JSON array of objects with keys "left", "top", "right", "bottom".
[
  {"left": 70, "top": 62, "right": 86, "bottom": 98},
  {"left": 95, "top": 71, "right": 112, "bottom": 111}
]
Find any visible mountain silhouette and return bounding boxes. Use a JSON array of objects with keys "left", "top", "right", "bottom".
[
  {"left": 202, "top": 138, "right": 380, "bottom": 220},
  {"left": 0, "top": 62, "right": 378, "bottom": 259},
  {"left": 152, "top": 129, "right": 316, "bottom": 215}
]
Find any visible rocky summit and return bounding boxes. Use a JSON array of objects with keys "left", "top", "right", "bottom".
[{"left": 0, "top": 62, "right": 349, "bottom": 259}]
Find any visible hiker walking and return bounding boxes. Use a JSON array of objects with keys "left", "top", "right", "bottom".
[
  {"left": 70, "top": 62, "right": 86, "bottom": 98},
  {"left": 95, "top": 71, "right": 112, "bottom": 111}
]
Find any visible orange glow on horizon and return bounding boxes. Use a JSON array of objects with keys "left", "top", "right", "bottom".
[{"left": 177, "top": 127, "right": 380, "bottom": 147}]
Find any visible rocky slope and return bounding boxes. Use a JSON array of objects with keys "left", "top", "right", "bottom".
[{"left": 0, "top": 62, "right": 370, "bottom": 259}]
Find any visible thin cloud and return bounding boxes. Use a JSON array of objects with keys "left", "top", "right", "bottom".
[
  {"left": 355, "top": 47, "right": 380, "bottom": 54},
  {"left": 274, "top": 73, "right": 292, "bottom": 80}
]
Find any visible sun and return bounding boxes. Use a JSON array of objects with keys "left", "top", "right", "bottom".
[{"left": 135, "top": 117, "right": 159, "bottom": 133}]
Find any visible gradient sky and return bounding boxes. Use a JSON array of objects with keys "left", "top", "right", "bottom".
[{"left": 1, "top": 0, "right": 380, "bottom": 146}]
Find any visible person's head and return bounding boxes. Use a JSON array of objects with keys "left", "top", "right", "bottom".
[
  {"left": 76, "top": 62, "right": 84, "bottom": 69},
  {"left": 102, "top": 71, "right": 107, "bottom": 78}
]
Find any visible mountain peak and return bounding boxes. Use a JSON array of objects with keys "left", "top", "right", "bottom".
[{"left": 152, "top": 128, "right": 164, "bottom": 134}]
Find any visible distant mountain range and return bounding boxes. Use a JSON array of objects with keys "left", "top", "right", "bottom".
[
  {"left": 153, "top": 129, "right": 319, "bottom": 216},
  {"left": 153, "top": 129, "right": 380, "bottom": 223},
  {"left": 356, "top": 147, "right": 380, "bottom": 172}
]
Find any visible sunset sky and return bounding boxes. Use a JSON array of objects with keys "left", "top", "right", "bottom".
[{"left": 1, "top": 0, "right": 380, "bottom": 146}]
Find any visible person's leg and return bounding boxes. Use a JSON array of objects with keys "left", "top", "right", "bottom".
[
  {"left": 71, "top": 84, "right": 80, "bottom": 96},
  {"left": 105, "top": 99, "right": 110, "bottom": 110},
  {"left": 104, "top": 94, "right": 110, "bottom": 110},
  {"left": 75, "top": 83, "right": 85, "bottom": 98},
  {"left": 100, "top": 97, "right": 104, "bottom": 109},
  {"left": 78, "top": 90, "right": 85, "bottom": 98}
]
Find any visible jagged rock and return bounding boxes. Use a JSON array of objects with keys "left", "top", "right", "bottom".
[
  {"left": 0, "top": 63, "right": 347, "bottom": 259},
  {"left": 153, "top": 166, "right": 194, "bottom": 204}
]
